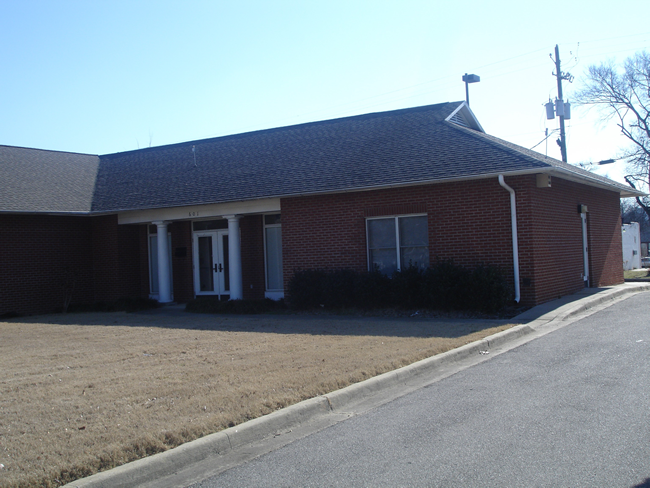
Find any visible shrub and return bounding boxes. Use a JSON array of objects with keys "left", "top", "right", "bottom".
[
  {"left": 321, "top": 269, "right": 358, "bottom": 309},
  {"left": 286, "top": 269, "right": 327, "bottom": 309},
  {"left": 421, "top": 260, "right": 470, "bottom": 311},
  {"left": 466, "top": 264, "right": 513, "bottom": 313},
  {"left": 390, "top": 265, "right": 426, "bottom": 309},
  {"left": 354, "top": 270, "right": 392, "bottom": 309},
  {"left": 287, "top": 262, "right": 512, "bottom": 313}
]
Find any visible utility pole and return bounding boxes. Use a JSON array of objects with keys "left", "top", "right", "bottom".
[
  {"left": 554, "top": 45, "right": 567, "bottom": 162},
  {"left": 551, "top": 44, "right": 572, "bottom": 163}
]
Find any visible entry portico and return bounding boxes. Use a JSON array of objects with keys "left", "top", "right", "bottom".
[{"left": 119, "top": 198, "right": 281, "bottom": 303}]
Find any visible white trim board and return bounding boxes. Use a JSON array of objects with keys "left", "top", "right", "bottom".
[{"left": 118, "top": 198, "right": 281, "bottom": 224}]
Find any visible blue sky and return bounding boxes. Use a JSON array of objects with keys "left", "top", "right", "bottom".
[{"left": 1, "top": 1, "right": 648, "bottom": 183}]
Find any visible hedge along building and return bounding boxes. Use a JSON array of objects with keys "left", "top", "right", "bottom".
[{"left": 0, "top": 101, "right": 642, "bottom": 316}]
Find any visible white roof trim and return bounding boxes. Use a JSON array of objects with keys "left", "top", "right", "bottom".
[{"left": 445, "top": 101, "right": 484, "bottom": 132}]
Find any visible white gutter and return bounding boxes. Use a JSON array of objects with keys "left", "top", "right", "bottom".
[{"left": 498, "top": 175, "right": 521, "bottom": 303}]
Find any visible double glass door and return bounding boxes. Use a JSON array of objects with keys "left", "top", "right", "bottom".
[{"left": 193, "top": 230, "right": 230, "bottom": 297}]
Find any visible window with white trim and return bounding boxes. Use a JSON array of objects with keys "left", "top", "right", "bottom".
[
  {"left": 367, "top": 215, "right": 429, "bottom": 275},
  {"left": 264, "top": 214, "right": 283, "bottom": 291}
]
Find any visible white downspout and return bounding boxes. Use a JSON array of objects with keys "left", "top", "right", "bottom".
[
  {"left": 498, "top": 175, "right": 521, "bottom": 303},
  {"left": 580, "top": 212, "right": 589, "bottom": 287}
]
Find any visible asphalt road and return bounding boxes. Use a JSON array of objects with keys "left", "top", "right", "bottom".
[{"left": 190, "top": 292, "right": 650, "bottom": 488}]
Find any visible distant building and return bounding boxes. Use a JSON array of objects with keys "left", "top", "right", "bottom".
[{"left": 622, "top": 223, "right": 642, "bottom": 270}]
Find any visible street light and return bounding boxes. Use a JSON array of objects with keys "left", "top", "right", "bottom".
[{"left": 462, "top": 73, "right": 480, "bottom": 106}]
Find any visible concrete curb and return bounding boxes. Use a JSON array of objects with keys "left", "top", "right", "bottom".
[
  {"left": 67, "top": 397, "right": 332, "bottom": 487},
  {"left": 66, "top": 283, "right": 649, "bottom": 487},
  {"left": 324, "top": 322, "right": 536, "bottom": 412},
  {"left": 520, "top": 283, "right": 650, "bottom": 328},
  {"left": 559, "top": 283, "right": 650, "bottom": 320}
]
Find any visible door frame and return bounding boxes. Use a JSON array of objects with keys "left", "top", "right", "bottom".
[{"left": 193, "top": 229, "right": 230, "bottom": 297}]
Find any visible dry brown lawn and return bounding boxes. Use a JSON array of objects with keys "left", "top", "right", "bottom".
[{"left": 0, "top": 309, "right": 514, "bottom": 487}]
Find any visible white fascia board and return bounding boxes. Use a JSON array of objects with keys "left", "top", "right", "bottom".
[
  {"left": 117, "top": 197, "right": 281, "bottom": 224},
  {"left": 546, "top": 168, "right": 646, "bottom": 198},
  {"left": 274, "top": 167, "right": 639, "bottom": 199},
  {"left": 445, "top": 102, "right": 485, "bottom": 132}
]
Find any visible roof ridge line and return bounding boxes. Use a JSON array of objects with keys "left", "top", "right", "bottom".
[
  {"left": 0, "top": 144, "right": 99, "bottom": 157},
  {"left": 101, "top": 102, "right": 465, "bottom": 158}
]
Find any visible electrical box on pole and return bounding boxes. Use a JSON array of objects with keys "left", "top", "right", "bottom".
[
  {"left": 551, "top": 44, "right": 573, "bottom": 162},
  {"left": 543, "top": 45, "right": 573, "bottom": 162}
]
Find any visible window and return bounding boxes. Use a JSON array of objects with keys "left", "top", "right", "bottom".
[
  {"left": 367, "top": 215, "right": 428, "bottom": 274},
  {"left": 192, "top": 219, "right": 227, "bottom": 231},
  {"left": 264, "top": 214, "right": 283, "bottom": 294}
]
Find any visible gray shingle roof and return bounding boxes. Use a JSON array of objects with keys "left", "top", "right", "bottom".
[
  {"left": 1, "top": 102, "right": 641, "bottom": 215},
  {"left": 0, "top": 145, "right": 99, "bottom": 213},
  {"left": 95, "top": 101, "right": 638, "bottom": 212},
  {"left": 450, "top": 123, "right": 640, "bottom": 196}
]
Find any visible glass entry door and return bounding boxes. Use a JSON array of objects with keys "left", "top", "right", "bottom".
[{"left": 193, "top": 230, "right": 230, "bottom": 297}]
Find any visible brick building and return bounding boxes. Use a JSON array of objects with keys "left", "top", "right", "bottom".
[{"left": 0, "top": 102, "right": 641, "bottom": 316}]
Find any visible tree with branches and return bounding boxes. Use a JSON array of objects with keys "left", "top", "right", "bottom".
[{"left": 574, "top": 51, "right": 650, "bottom": 218}]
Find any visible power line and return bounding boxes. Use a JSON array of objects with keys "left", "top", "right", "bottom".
[
  {"left": 219, "top": 35, "right": 650, "bottom": 138},
  {"left": 530, "top": 129, "right": 559, "bottom": 150}
]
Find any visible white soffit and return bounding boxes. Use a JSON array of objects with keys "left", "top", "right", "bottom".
[{"left": 117, "top": 198, "right": 281, "bottom": 224}]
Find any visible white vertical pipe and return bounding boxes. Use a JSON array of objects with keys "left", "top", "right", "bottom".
[
  {"left": 581, "top": 213, "right": 589, "bottom": 286},
  {"left": 226, "top": 215, "right": 243, "bottom": 300},
  {"left": 154, "top": 221, "right": 173, "bottom": 303},
  {"left": 498, "top": 175, "right": 521, "bottom": 303}
]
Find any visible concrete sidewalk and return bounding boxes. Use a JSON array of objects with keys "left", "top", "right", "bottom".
[{"left": 65, "top": 282, "right": 650, "bottom": 488}]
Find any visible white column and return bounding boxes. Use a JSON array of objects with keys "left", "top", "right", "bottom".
[
  {"left": 225, "top": 215, "right": 243, "bottom": 300},
  {"left": 153, "top": 221, "right": 173, "bottom": 303}
]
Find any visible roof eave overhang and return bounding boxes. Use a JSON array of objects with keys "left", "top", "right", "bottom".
[
  {"left": 542, "top": 167, "right": 646, "bottom": 198},
  {"left": 97, "top": 170, "right": 547, "bottom": 215},
  {"left": 84, "top": 167, "right": 645, "bottom": 217}
]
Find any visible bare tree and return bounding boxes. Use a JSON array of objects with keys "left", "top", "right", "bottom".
[{"left": 574, "top": 51, "right": 650, "bottom": 217}]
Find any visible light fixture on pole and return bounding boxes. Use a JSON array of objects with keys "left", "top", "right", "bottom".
[{"left": 462, "top": 73, "right": 480, "bottom": 106}]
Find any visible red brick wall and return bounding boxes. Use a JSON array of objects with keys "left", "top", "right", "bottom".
[
  {"left": 1, "top": 175, "right": 624, "bottom": 315},
  {"left": 0, "top": 214, "right": 95, "bottom": 315},
  {"left": 281, "top": 176, "right": 624, "bottom": 307},
  {"left": 90, "top": 215, "right": 121, "bottom": 301},
  {"left": 170, "top": 221, "right": 194, "bottom": 302},
  {"left": 118, "top": 224, "right": 142, "bottom": 298},
  {"left": 139, "top": 225, "right": 151, "bottom": 298},
  {"left": 281, "top": 178, "right": 514, "bottom": 289},
  {"left": 241, "top": 215, "right": 266, "bottom": 300},
  {"left": 91, "top": 215, "right": 142, "bottom": 302},
  {"left": 519, "top": 175, "right": 623, "bottom": 304}
]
